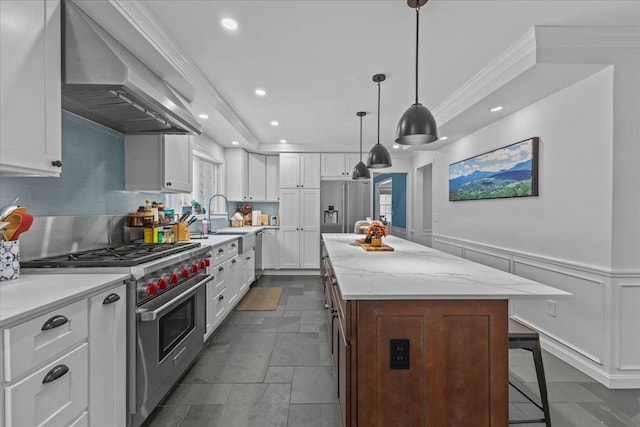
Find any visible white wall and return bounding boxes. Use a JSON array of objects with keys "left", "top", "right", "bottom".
[
  {"left": 412, "top": 67, "right": 640, "bottom": 387},
  {"left": 434, "top": 67, "right": 614, "bottom": 270}
]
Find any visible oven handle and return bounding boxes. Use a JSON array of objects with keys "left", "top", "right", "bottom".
[{"left": 137, "top": 274, "right": 213, "bottom": 322}]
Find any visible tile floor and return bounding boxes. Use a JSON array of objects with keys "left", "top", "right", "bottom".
[{"left": 143, "top": 275, "right": 640, "bottom": 427}]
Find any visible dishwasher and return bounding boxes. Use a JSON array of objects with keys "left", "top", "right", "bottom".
[{"left": 254, "top": 230, "right": 264, "bottom": 279}]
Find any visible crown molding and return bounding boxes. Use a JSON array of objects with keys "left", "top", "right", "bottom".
[
  {"left": 433, "top": 28, "right": 537, "bottom": 127},
  {"left": 535, "top": 26, "right": 640, "bottom": 49},
  {"left": 107, "top": 0, "right": 260, "bottom": 149}
]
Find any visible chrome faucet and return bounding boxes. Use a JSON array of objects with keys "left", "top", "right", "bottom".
[{"left": 207, "top": 194, "right": 229, "bottom": 230}]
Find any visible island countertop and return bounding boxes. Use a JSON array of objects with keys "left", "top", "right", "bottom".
[{"left": 321, "top": 233, "right": 570, "bottom": 300}]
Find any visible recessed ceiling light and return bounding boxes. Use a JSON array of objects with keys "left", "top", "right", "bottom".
[
  {"left": 231, "top": 141, "right": 239, "bottom": 145},
  {"left": 198, "top": 114, "right": 209, "bottom": 119},
  {"left": 439, "top": 136, "right": 448, "bottom": 140},
  {"left": 255, "top": 89, "right": 266, "bottom": 97},
  {"left": 221, "top": 18, "right": 238, "bottom": 31},
  {"left": 393, "top": 144, "right": 400, "bottom": 149},
  {"left": 270, "top": 121, "right": 279, "bottom": 127},
  {"left": 490, "top": 106, "right": 503, "bottom": 112},
  {"left": 280, "top": 139, "right": 287, "bottom": 144}
]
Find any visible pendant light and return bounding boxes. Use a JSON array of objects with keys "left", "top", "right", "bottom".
[
  {"left": 367, "top": 74, "right": 392, "bottom": 168},
  {"left": 352, "top": 112, "right": 371, "bottom": 180},
  {"left": 395, "top": 0, "right": 438, "bottom": 145}
]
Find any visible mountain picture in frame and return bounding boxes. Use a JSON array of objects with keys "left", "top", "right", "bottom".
[{"left": 449, "top": 137, "right": 539, "bottom": 201}]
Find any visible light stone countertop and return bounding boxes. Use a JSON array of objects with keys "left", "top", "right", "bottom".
[
  {"left": 0, "top": 273, "right": 131, "bottom": 327},
  {"left": 191, "top": 226, "right": 278, "bottom": 247},
  {"left": 322, "top": 233, "right": 571, "bottom": 300}
]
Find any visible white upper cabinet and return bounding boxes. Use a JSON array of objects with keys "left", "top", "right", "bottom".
[
  {"left": 320, "top": 153, "right": 362, "bottom": 179},
  {"left": 265, "top": 156, "right": 280, "bottom": 201},
  {"left": 279, "top": 153, "right": 320, "bottom": 189},
  {"left": 226, "top": 150, "right": 279, "bottom": 201},
  {"left": 225, "top": 149, "right": 248, "bottom": 201},
  {"left": 125, "top": 134, "right": 193, "bottom": 193},
  {"left": 247, "top": 153, "right": 266, "bottom": 201},
  {"left": 0, "top": 0, "right": 62, "bottom": 176}
]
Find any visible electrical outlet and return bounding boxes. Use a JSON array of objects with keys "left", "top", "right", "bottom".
[
  {"left": 547, "top": 300, "right": 557, "bottom": 317},
  {"left": 390, "top": 339, "right": 410, "bottom": 370}
]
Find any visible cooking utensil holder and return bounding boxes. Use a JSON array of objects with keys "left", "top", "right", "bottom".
[
  {"left": 1, "top": 240, "right": 20, "bottom": 281},
  {"left": 172, "top": 223, "right": 191, "bottom": 241}
]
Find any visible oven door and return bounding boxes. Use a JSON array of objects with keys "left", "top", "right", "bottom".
[{"left": 132, "top": 273, "right": 212, "bottom": 427}]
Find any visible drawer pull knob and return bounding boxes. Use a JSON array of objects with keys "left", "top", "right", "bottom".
[
  {"left": 42, "top": 364, "right": 69, "bottom": 383},
  {"left": 218, "top": 295, "right": 224, "bottom": 301},
  {"left": 41, "top": 315, "right": 69, "bottom": 331},
  {"left": 218, "top": 248, "right": 224, "bottom": 253},
  {"left": 218, "top": 267, "right": 224, "bottom": 272},
  {"left": 103, "top": 293, "right": 121, "bottom": 305}
]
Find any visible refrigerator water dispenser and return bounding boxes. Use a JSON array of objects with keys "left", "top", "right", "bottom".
[{"left": 324, "top": 206, "right": 339, "bottom": 224}]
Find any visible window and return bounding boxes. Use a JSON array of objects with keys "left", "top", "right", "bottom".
[
  {"left": 165, "top": 155, "right": 218, "bottom": 214},
  {"left": 379, "top": 194, "right": 392, "bottom": 224}
]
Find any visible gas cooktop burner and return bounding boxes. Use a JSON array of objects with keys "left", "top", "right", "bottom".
[{"left": 22, "top": 242, "right": 201, "bottom": 268}]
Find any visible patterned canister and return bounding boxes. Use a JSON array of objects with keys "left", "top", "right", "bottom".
[{"left": 1, "top": 240, "right": 20, "bottom": 281}]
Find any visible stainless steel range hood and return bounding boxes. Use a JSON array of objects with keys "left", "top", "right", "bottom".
[{"left": 62, "top": 1, "right": 202, "bottom": 135}]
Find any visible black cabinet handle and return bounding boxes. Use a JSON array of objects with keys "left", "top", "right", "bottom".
[
  {"left": 247, "top": 257, "right": 251, "bottom": 260},
  {"left": 166, "top": 182, "right": 172, "bottom": 186},
  {"left": 103, "top": 293, "right": 120, "bottom": 305},
  {"left": 218, "top": 248, "right": 224, "bottom": 253},
  {"left": 42, "top": 364, "right": 69, "bottom": 383},
  {"left": 218, "top": 267, "right": 224, "bottom": 272},
  {"left": 41, "top": 315, "right": 69, "bottom": 331},
  {"left": 232, "top": 259, "right": 237, "bottom": 264},
  {"left": 51, "top": 160, "right": 62, "bottom": 167},
  {"left": 218, "top": 295, "right": 224, "bottom": 301}
]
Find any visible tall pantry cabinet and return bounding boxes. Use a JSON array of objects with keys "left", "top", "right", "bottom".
[{"left": 278, "top": 153, "right": 321, "bottom": 269}]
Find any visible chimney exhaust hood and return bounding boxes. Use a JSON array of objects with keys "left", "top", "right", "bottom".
[{"left": 62, "top": 1, "right": 202, "bottom": 135}]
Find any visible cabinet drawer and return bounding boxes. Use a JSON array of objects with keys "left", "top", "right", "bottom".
[
  {"left": 226, "top": 240, "right": 239, "bottom": 258},
  {"left": 212, "top": 244, "right": 227, "bottom": 265},
  {"left": 212, "top": 264, "right": 225, "bottom": 293},
  {"left": 212, "top": 288, "right": 228, "bottom": 328},
  {"left": 5, "top": 343, "right": 88, "bottom": 427},
  {"left": 3, "top": 299, "right": 88, "bottom": 381}
]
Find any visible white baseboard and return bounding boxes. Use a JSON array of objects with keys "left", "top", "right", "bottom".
[{"left": 262, "top": 269, "right": 319, "bottom": 276}]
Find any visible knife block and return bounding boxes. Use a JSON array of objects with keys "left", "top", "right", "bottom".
[{"left": 173, "top": 223, "right": 191, "bottom": 241}]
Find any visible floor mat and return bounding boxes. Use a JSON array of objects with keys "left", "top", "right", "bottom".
[{"left": 235, "top": 287, "right": 282, "bottom": 311}]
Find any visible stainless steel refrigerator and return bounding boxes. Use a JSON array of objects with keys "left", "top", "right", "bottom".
[{"left": 320, "top": 180, "right": 371, "bottom": 234}]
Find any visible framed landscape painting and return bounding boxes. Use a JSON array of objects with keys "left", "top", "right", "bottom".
[{"left": 449, "top": 137, "right": 539, "bottom": 201}]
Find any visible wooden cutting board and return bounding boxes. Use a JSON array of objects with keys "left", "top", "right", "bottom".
[{"left": 356, "top": 239, "right": 394, "bottom": 252}]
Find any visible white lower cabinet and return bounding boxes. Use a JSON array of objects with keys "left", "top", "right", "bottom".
[
  {"left": 1, "top": 282, "right": 126, "bottom": 427},
  {"left": 205, "top": 246, "right": 229, "bottom": 341},
  {"left": 263, "top": 229, "right": 279, "bottom": 269},
  {"left": 226, "top": 255, "right": 240, "bottom": 308},
  {"left": 89, "top": 285, "right": 126, "bottom": 427},
  {"left": 5, "top": 343, "right": 88, "bottom": 427},
  {"left": 238, "top": 249, "right": 255, "bottom": 297}
]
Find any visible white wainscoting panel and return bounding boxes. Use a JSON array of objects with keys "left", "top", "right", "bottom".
[
  {"left": 512, "top": 259, "right": 605, "bottom": 364},
  {"left": 618, "top": 281, "right": 640, "bottom": 370},
  {"left": 433, "top": 239, "right": 463, "bottom": 257},
  {"left": 465, "top": 247, "right": 511, "bottom": 272}
]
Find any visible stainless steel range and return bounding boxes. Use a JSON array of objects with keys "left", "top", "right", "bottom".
[{"left": 22, "top": 242, "right": 212, "bottom": 427}]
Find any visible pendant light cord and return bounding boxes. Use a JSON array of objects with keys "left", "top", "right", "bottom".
[
  {"left": 415, "top": 5, "right": 420, "bottom": 106},
  {"left": 359, "top": 115, "right": 363, "bottom": 162},
  {"left": 377, "top": 81, "right": 381, "bottom": 145}
]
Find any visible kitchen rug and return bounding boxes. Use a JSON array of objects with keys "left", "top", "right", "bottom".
[{"left": 235, "top": 287, "right": 282, "bottom": 311}]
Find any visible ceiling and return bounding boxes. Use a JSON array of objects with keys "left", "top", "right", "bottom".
[{"left": 82, "top": 0, "right": 640, "bottom": 153}]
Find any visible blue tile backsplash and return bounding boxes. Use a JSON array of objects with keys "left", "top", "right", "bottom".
[{"left": 0, "top": 111, "right": 160, "bottom": 216}]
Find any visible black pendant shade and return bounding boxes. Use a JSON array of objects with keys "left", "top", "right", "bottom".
[
  {"left": 395, "top": 0, "right": 438, "bottom": 145},
  {"left": 367, "top": 74, "right": 392, "bottom": 169},
  {"left": 395, "top": 103, "right": 438, "bottom": 145},
  {"left": 352, "top": 111, "right": 371, "bottom": 180}
]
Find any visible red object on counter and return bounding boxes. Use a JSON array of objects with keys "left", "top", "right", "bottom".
[
  {"left": 169, "top": 272, "right": 179, "bottom": 284},
  {"left": 157, "top": 278, "right": 168, "bottom": 290}
]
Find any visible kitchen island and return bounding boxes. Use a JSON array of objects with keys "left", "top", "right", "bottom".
[{"left": 321, "top": 233, "right": 569, "bottom": 427}]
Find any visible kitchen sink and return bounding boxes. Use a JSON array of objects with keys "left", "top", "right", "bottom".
[{"left": 209, "top": 230, "right": 251, "bottom": 235}]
